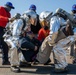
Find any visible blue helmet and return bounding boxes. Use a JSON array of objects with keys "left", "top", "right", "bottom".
[
  {"left": 72, "top": 4, "right": 76, "bottom": 11},
  {"left": 5, "top": 2, "right": 15, "bottom": 9},
  {"left": 29, "top": 4, "right": 36, "bottom": 11}
]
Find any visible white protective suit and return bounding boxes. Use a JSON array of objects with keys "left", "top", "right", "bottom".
[
  {"left": 73, "top": 13, "right": 76, "bottom": 34},
  {"left": 4, "top": 10, "right": 37, "bottom": 66},
  {"left": 53, "top": 35, "right": 75, "bottom": 69},
  {"left": 70, "top": 13, "right": 76, "bottom": 60},
  {"left": 4, "top": 19, "right": 24, "bottom": 66},
  {"left": 36, "top": 14, "right": 76, "bottom": 70}
]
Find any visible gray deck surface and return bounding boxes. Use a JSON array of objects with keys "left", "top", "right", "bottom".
[{"left": 0, "top": 49, "right": 76, "bottom": 75}]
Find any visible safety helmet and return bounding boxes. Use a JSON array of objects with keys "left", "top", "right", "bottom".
[
  {"left": 22, "top": 10, "right": 37, "bottom": 28},
  {"left": 55, "top": 8, "right": 65, "bottom": 14},
  {"left": 5, "top": 2, "right": 15, "bottom": 9},
  {"left": 29, "top": 4, "right": 36, "bottom": 11},
  {"left": 24, "top": 10, "right": 37, "bottom": 19},
  {"left": 13, "top": 13, "right": 21, "bottom": 19},
  {"left": 39, "top": 11, "right": 53, "bottom": 22},
  {"left": 55, "top": 8, "right": 67, "bottom": 19},
  {"left": 72, "top": 4, "right": 76, "bottom": 11}
]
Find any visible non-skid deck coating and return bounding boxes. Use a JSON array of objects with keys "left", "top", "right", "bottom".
[{"left": 0, "top": 49, "right": 76, "bottom": 75}]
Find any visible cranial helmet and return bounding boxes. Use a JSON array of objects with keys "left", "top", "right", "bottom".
[
  {"left": 39, "top": 11, "right": 53, "bottom": 22},
  {"left": 72, "top": 4, "right": 76, "bottom": 11}
]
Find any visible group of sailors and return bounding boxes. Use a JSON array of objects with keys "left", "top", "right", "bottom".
[{"left": 1, "top": 2, "right": 76, "bottom": 73}]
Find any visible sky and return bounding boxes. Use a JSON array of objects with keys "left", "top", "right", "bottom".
[{"left": 0, "top": 0, "right": 76, "bottom": 17}]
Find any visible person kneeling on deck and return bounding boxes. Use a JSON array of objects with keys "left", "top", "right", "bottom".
[{"left": 34, "top": 8, "right": 75, "bottom": 73}]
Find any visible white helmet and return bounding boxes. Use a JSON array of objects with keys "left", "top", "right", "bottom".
[
  {"left": 55, "top": 8, "right": 67, "bottom": 19},
  {"left": 39, "top": 11, "right": 53, "bottom": 22},
  {"left": 23, "top": 10, "right": 37, "bottom": 19},
  {"left": 13, "top": 13, "right": 21, "bottom": 19},
  {"left": 21, "top": 10, "right": 37, "bottom": 25},
  {"left": 55, "top": 8, "right": 65, "bottom": 14}
]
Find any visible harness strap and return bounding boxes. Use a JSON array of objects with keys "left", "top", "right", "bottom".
[{"left": 21, "top": 18, "right": 26, "bottom": 31}]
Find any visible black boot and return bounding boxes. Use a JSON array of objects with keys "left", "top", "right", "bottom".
[
  {"left": 11, "top": 66, "right": 20, "bottom": 73},
  {"left": 44, "top": 58, "right": 51, "bottom": 65},
  {"left": 73, "top": 59, "right": 76, "bottom": 64},
  {"left": 54, "top": 67, "right": 68, "bottom": 73},
  {"left": 33, "top": 59, "right": 39, "bottom": 65},
  {"left": 2, "top": 60, "right": 10, "bottom": 65},
  {"left": 20, "top": 62, "right": 31, "bottom": 67}
]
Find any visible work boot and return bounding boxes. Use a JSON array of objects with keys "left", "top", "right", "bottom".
[
  {"left": 44, "top": 59, "right": 51, "bottom": 65},
  {"left": 73, "top": 59, "right": 76, "bottom": 64},
  {"left": 11, "top": 66, "right": 20, "bottom": 73},
  {"left": 20, "top": 62, "right": 31, "bottom": 67},
  {"left": 33, "top": 59, "right": 39, "bottom": 65},
  {"left": 2, "top": 61, "right": 10, "bottom": 65},
  {"left": 54, "top": 67, "right": 68, "bottom": 73}
]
